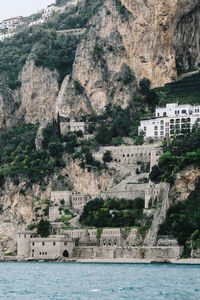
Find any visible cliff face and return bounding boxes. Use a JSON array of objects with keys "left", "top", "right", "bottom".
[
  {"left": 1, "top": 0, "right": 200, "bottom": 124},
  {"left": 54, "top": 0, "right": 200, "bottom": 117}
]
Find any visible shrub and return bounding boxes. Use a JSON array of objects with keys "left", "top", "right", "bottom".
[
  {"left": 103, "top": 151, "right": 113, "bottom": 163},
  {"left": 37, "top": 219, "right": 51, "bottom": 237}
]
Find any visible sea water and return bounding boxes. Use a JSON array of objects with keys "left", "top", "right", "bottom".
[{"left": 0, "top": 262, "right": 199, "bottom": 299}]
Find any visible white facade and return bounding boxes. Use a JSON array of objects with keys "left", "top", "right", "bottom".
[
  {"left": 0, "top": 17, "right": 21, "bottom": 29},
  {"left": 42, "top": 5, "right": 59, "bottom": 19},
  {"left": 0, "top": 33, "right": 15, "bottom": 41},
  {"left": 139, "top": 103, "right": 200, "bottom": 139},
  {"left": 29, "top": 19, "right": 45, "bottom": 27}
]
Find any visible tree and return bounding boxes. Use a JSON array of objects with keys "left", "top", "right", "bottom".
[
  {"left": 37, "top": 219, "right": 51, "bottom": 237},
  {"left": 95, "top": 124, "right": 111, "bottom": 145},
  {"left": 103, "top": 150, "right": 113, "bottom": 163},
  {"left": 139, "top": 78, "right": 151, "bottom": 95}
]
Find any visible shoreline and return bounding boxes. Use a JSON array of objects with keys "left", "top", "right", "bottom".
[
  {"left": 1, "top": 257, "right": 200, "bottom": 264},
  {"left": 76, "top": 258, "right": 200, "bottom": 265}
]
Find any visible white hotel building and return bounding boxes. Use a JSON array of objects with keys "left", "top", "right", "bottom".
[{"left": 139, "top": 103, "right": 200, "bottom": 139}]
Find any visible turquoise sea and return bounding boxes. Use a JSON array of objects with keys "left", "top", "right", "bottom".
[{"left": 0, "top": 262, "right": 199, "bottom": 299}]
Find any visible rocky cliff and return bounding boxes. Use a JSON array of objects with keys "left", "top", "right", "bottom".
[{"left": 1, "top": 0, "right": 200, "bottom": 125}]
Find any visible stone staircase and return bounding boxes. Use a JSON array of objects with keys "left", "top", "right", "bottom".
[{"left": 144, "top": 183, "right": 170, "bottom": 246}]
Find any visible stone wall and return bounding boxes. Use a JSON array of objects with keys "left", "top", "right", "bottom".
[
  {"left": 73, "top": 246, "right": 183, "bottom": 260},
  {"left": 93, "top": 144, "right": 162, "bottom": 170}
]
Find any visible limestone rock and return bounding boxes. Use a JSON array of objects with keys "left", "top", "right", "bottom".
[{"left": 173, "top": 166, "right": 200, "bottom": 201}]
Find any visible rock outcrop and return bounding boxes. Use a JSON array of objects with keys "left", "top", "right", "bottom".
[{"left": 1, "top": 0, "right": 200, "bottom": 124}]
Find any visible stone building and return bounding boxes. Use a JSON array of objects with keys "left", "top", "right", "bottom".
[
  {"left": 17, "top": 228, "right": 183, "bottom": 260},
  {"left": 71, "top": 194, "right": 91, "bottom": 213},
  {"left": 93, "top": 144, "right": 162, "bottom": 170},
  {"left": 17, "top": 231, "right": 75, "bottom": 259},
  {"left": 139, "top": 103, "right": 200, "bottom": 139},
  {"left": 50, "top": 190, "right": 91, "bottom": 214},
  {"left": 60, "top": 121, "right": 86, "bottom": 135},
  {"left": 100, "top": 229, "right": 121, "bottom": 246},
  {"left": 51, "top": 191, "right": 72, "bottom": 206}
]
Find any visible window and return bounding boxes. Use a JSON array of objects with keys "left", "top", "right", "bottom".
[
  {"left": 182, "top": 110, "right": 186, "bottom": 114},
  {"left": 160, "top": 131, "right": 164, "bottom": 136},
  {"left": 64, "top": 242, "right": 67, "bottom": 246},
  {"left": 187, "top": 118, "right": 191, "bottom": 122},
  {"left": 157, "top": 113, "right": 160, "bottom": 117},
  {"left": 42, "top": 242, "right": 45, "bottom": 246},
  {"left": 181, "top": 118, "right": 185, "bottom": 123},
  {"left": 154, "top": 126, "right": 158, "bottom": 130},
  {"left": 170, "top": 125, "right": 174, "bottom": 129},
  {"left": 144, "top": 127, "right": 146, "bottom": 131},
  {"left": 32, "top": 249, "right": 34, "bottom": 252},
  {"left": 53, "top": 242, "right": 56, "bottom": 246},
  {"left": 170, "top": 119, "right": 174, "bottom": 124},
  {"left": 176, "top": 119, "right": 180, "bottom": 123},
  {"left": 160, "top": 120, "right": 164, "bottom": 124},
  {"left": 163, "top": 112, "right": 166, "bottom": 117},
  {"left": 32, "top": 242, "right": 35, "bottom": 246},
  {"left": 154, "top": 131, "right": 158, "bottom": 136},
  {"left": 160, "top": 126, "right": 164, "bottom": 130}
]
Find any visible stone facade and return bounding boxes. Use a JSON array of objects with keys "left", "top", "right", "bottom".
[
  {"left": 50, "top": 190, "right": 91, "bottom": 214},
  {"left": 17, "top": 228, "right": 183, "bottom": 260},
  {"left": 60, "top": 121, "right": 86, "bottom": 135},
  {"left": 93, "top": 144, "right": 162, "bottom": 170},
  {"left": 71, "top": 194, "right": 91, "bottom": 213},
  {"left": 51, "top": 191, "right": 72, "bottom": 206},
  {"left": 17, "top": 231, "right": 75, "bottom": 259},
  {"left": 145, "top": 185, "right": 161, "bottom": 209}
]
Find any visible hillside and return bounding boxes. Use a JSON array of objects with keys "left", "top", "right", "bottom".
[{"left": 0, "top": 0, "right": 200, "bottom": 259}]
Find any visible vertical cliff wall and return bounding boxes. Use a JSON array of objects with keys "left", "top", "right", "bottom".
[{"left": 1, "top": 0, "right": 200, "bottom": 124}]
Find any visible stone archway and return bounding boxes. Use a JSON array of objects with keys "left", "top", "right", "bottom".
[{"left": 63, "top": 250, "right": 69, "bottom": 257}]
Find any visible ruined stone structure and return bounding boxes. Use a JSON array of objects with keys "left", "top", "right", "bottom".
[
  {"left": 145, "top": 185, "right": 161, "bottom": 209},
  {"left": 71, "top": 194, "right": 91, "bottom": 213},
  {"left": 93, "top": 144, "right": 162, "bottom": 170}
]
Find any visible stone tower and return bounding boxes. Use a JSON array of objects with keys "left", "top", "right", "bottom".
[{"left": 17, "top": 231, "right": 32, "bottom": 258}]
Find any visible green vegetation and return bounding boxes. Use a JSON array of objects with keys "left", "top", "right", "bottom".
[
  {"left": 155, "top": 72, "right": 200, "bottom": 106},
  {"left": 159, "top": 177, "right": 200, "bottom": 253},
  {"left": 150, "top": 124, "right": 200, "bottom": 184},
  {"left": 37, "top": 219, "right": 51, "bottom": 237},
  {"left": 0, "top": 117, "right": 87, "bottom": 187},
  {"left": 0, "top": 27, "right": 80, "bottom": 89},
  {"left": 103, "top": 151, "right": 113, "bottom": 163},
  {"left": 79, "top": 197, "right": 145, "bottom": 228},
  {"left": 90, "top": 105, "right": 139, "bottom": 146}
]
